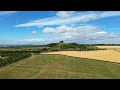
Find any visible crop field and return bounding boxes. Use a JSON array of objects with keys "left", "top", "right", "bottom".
[
  {"left": 96, "top": 46, "right": 120, "bottom": 49},
  {"left": 0, "top": 54, "right": 120, "bottom": 79},
  {"left": 42, "top": 50, "right": 120, "bottom": 63}
]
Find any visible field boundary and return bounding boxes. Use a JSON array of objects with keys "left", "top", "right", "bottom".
[{"left": 40, "top": 54, "right": 120, "bottom": 65}]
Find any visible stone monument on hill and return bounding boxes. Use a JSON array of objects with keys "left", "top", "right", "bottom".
[{"left": 60, "top": 41, "right": 63, "bottom": 43}]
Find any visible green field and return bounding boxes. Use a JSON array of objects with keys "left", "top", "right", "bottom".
[
  {"left": 0, "top": 54, "right": 120, "bottom": 79},
  {"left": 0, "top": 46, "right": 49, "bottom": 51}
]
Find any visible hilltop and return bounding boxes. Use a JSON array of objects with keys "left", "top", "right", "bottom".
[{"left": 46, "top": 43, "right": 102, "bottom": 51}]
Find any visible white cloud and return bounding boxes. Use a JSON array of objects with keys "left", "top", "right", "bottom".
[
  {"left": 3, "top": 31, "right": 119, "bottom": 45},
  {"left": 94, "top": 31, "right": 107, "bottom": 35},
  {"left": 73, "top": 25, "right": 100, "bottom": 33},
  {"left": 43, "top": 27, "right": 55, "bottom": 34},
  {"left": 56, "top": 11, "right": 76, "bottom": 18},
  {"left": 32, "top": 31, "right": 37, "bottom": 35},
  {"left": 41, "top": 25, "right": 103, "bottom": 42},
  {"left": 23, "top": 38, "right": 45, "bottom": 43},
  {"left": 42, "top": 25, "right": 120, "bottom": 44},
  {"left": 1, "top": 26, "right": 119, "bottom": 45},
  {"left": 13, "top": 24, "right": 120, "bottom": 45},
  {"left": 99, "top": 11, "right": 120, "bottom": 18},
  {"left": 51, "top": 25, "right": 100, "bottom": 41},
  {"left": 43, "top": 25, "right": 72, "bottom": 34},
  {"left": 55, "top": 25, "right": 72, "bottom": 33},
  {"left": 21, "top": 32, "right": 120, "bottom": 45},
  {"left": 79, "top": 13, "right": 98, "bottom": 22},
  {"left": 0, "top": 11, "right": 17, "bottom": 16},
  {"left": 15, "top": 11, "right": 120, "bottom": 27}
]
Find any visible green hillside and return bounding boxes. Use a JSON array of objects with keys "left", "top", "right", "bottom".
[{"left": 48, "top": 43, "right": 102, "bottom": 51}]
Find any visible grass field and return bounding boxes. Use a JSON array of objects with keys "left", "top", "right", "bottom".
[
  {"left": 0, "top": 54, "right": 120, "bottom": 79},
  {"left": 42, "top": 50, "right": 120, "bottom": 63},
  {"left": 0, "top": 46, "right": 49, "bottom": 51}
]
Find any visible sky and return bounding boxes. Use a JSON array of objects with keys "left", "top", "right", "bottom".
[{"left": 0, "top": 11, "right": 120, "bottom": 45}]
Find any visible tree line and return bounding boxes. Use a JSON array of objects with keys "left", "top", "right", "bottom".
[
  {"left": 0, "top": 51, "right": 32, "bottom": 67},
  {"left": 0, "top": 48, "right": 50, "bottom": 67}
]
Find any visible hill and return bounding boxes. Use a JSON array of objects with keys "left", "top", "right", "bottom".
[{"left": 47, "top": 43, "right": 102, "bottom": 51}]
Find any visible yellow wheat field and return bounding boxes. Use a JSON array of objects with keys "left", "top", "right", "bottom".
[
  {"left": 42, "top": 50, "right": 120, "bottom": 63},
  {"left": 96, "top": 46, "right": 120, "bottom": 49}
]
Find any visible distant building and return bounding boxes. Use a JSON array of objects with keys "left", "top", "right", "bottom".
[{"left": 60, "top": 41, "right": 63, "bottom": 43}]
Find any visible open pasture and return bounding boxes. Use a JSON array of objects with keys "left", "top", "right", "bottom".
[{"left": 1, "top": 54, "right": 120, "bottom": 79}]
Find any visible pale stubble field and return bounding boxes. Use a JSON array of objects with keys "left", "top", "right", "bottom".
[{"left": 42, "top": 49, "right": 120, "bottom": 63}]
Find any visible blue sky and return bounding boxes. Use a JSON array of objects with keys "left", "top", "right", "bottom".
[{"left": 0, "top": 11, "right": 120, "bottom": 45}]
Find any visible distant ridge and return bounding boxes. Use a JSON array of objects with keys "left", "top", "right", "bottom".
[{"left": 0, "top": 43, "right": 120, "bottom": 48}]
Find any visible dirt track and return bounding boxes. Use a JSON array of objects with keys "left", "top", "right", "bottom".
[{"left": 42, "top": 50, "right": 120, "bottom": 63}]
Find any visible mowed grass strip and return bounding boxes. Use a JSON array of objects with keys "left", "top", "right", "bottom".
[{"left": 0, "top": 54, "right": 120, "bottom": 79}]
